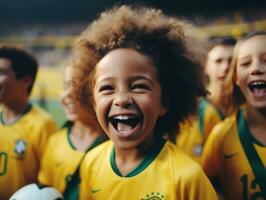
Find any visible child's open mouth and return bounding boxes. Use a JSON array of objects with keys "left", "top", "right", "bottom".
[
  {"left": 248, "top": 81, "right": 266, "bottom": 97},
  {"left": 109, "top": 114, "right": 142, "bottom": 137}
]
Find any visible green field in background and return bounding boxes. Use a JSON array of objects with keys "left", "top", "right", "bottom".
[{"left": 31, "top": 99, "right": 66, "bottom": 129}]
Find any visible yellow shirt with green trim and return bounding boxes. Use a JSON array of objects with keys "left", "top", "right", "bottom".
[
  {"left": 176, "top": 99, "right": 222, "bottom": 162},
  {"left": 79, "top": 139, "right": 218, "bottom": 200},
  {"left": 0, "top": 105, "right": 57, "bottom": 200},
  {"left": 201, "top": 110, "right": 266, "bottom": 200},
  {"left": 38, "top": 124, "right": 106, "bottom": 200}
]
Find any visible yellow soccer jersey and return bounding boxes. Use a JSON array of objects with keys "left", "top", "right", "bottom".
[
  {"left": 201, "top": 110, "right": 266, "bottom": 200},
  {"left": 176, "top": 99, "right": 222, "bottom": 162},
  {"left": 0, "top": 104, "right": 57, "bottom": 200},
  {"left": 38, "top": 124, "right": 106, "bottom": 196},
  {"left": 79, "top": 139, "right": 218, "bottom": 200}
]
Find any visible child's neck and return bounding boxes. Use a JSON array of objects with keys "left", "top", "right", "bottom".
[
  {"left": 70, "top": 121, "right": 99, "bottom": 151},
  {"left": 207, "top": 85, "right": 233, "bottom": 116},
  {"left": 114, "top": 136, "right": 156, "bottom": 176},
  {"left": 1, "top": 100, "right": 29, "bottom": 124},
  {"left": 245, "top": 105, "right": 266, "bottom": 146}
]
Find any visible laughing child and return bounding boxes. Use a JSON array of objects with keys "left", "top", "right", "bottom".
[
  {"left": 201, "top": 31, "right": 266, "bottom": 199},
  {"left": 71, "top": 5, "right": 218, "bottom": 200}
]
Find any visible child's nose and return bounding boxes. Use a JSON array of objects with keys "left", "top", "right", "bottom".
[
  {"left": 221, "top": 60, "right": 231, "bottom": 74},
  {"left": 113, "top": 91, "right": 133, "bottom": 107},
  {"left": 250, "top": 61, "right": 265, "bottom": 75}
]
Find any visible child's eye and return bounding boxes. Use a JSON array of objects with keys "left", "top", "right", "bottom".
[
  {"left": 0, "top": 70, "right": 7, "bottom": 75},
  {"left": 239, "top": 61, "right": 251, "bottom": 67},
  {"left": 215, "top": 58, "right": 223, "bottom": 64},
  {"left": 98, "top": 85, "right": 114, "bottom": 94},
  {"left": 131, "top": 83, "right": 150, "bottom": 92}
]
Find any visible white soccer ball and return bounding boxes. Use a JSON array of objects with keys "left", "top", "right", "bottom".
[{"left": 9, "top": 183, "right": 63, "bottom": 200}]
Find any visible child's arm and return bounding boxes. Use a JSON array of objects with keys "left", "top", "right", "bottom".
[
  {"left": 201, "top": 122, "right": 226, "bottom": 198},
  {"left": 38, "top": 136, "right": 54, "bottom": 186}
]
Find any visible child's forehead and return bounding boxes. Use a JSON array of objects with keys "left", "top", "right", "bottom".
[
  {"left": 208, "top": 45, "right": 234, "bottom": 57},
  {"left": 98, "top": 48, "right": 150, "bottom": 65},
  {"left": 0, "top": 57, "right": 13, "bottom": 71},
  {"left": 238, "top": 35, "right": 266, "bottom": 57},
  {"left": 95, "top": 48, "right": 159, "bottom": 81}
]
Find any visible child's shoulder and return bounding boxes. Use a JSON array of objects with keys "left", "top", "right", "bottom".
[
  {"left": 208, "top": 113, "right": 237, "bottom": 140},
  {"left": 164, "top": 141, "right": 202, "bottom": 168},
  {"left": 21, "top": 105, "right": 56, "bottom": 130},
  {"left": 47, "top": 127, "right": 68, "bottom": 142},
  {"left": 83, "top": 140, "right": 112, "bottom": 162},
  {"left": 28, "top": 105, "right": 55, "bottom": 122},
  {"left": 163, "top": 141, "right": 209, "bottom": 181}
]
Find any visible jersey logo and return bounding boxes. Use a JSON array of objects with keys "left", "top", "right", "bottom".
[
  {"left": 13, "top": 139, "right": 27, "bottom": 159},
  {"left": 193, "top": 144, "right": 203, "bottom": 156},
  {"left": 223, "top": 152, "right": 238, "bottom": 159},
  {"left": 91, "top": 189, "right": 102, "bottom": 194},
  {"left": 141, "top": 192, "right": 164, "bottom": 200}
]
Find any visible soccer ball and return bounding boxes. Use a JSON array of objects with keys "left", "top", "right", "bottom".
[{"left": 9, "top": 183, "right": 63, "bottom": 200}]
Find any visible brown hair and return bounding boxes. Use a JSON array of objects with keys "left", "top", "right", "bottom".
[
  {"left": 0, "top": 44, "right": 38, "bottom": 94},
  {"left": 72, "top": 5, "right": 205, "bottom": 135}
]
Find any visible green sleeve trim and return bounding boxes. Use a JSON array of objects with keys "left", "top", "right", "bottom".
[
  {"left": 110, "top": 137, "right": 166, "bottom": 177},
  {"left": 237, "top": 109, "right": 266, "bottom": 198}
]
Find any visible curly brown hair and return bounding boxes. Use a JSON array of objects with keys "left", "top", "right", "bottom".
[{"left": 71, "top": 5, "right": 205, "bottom": 135}]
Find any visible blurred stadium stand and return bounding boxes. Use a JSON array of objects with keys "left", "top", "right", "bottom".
[{"left": 0, "top": 0, "right": 265, "bottom": 127}]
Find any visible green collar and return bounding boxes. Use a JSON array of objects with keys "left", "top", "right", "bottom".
[
  {"left": 110, "top": 137, "right": 166, "bottom": 177},
  {"left": 67, "top": 125, "right": 106, "bottom": 152},
  {"left": 0, "top": 103, "right": 32, "bottom": 125},
  {"left": 237, "top": 109, "right": 266, "bottom": 198},
  {"left": 238, "top": 109, "right": 265, "bottom": 147}
]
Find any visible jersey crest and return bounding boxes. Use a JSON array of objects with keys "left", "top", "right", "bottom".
[
  {"left": 13, "top": 139, "right": 27, "bottom": 159},
  {"left": 141, "top": 192, "right": 164, "bottom": 200}
]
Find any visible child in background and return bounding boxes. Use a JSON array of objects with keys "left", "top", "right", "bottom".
[
  {"left": 38, "top": 65, "right": 107, "bottom": 200},
  {"left": 201, "top": 31, "right": 266, "bottom": 199},
  {"left": 71, "top": 5, "right": 217, "bottom": 200},
  {"left": 176, "top": 102, "right": 221, "bottom": 162},
  {"left": 205, "top": 36, "right": 237, "bottom": 118},
  {"left": 0, "top": 44, "right": 57, "bottom": 199},
  {"left": 176, "top": 36, "right": 237, "bottom": 162}
]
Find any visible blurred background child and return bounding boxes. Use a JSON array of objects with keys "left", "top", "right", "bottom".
[
  {"left": 176, "top": 36, "right": 237, "bottom": 162},
  {"left": 38, "top": 64, "right": 107, "bottom": 200},
  {"left": 0, "top": 44, "right": 57, "bottom": 199},
  {"left": 201, "top": 31, "right": 266, "bottom": 200}
]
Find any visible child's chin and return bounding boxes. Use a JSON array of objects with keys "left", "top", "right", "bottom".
[
  {"left": 248, "top": 98, "right": 266, "bottom": 109},
  {"left": 113, "top": 140, "right": 140, "bottom": 150}
]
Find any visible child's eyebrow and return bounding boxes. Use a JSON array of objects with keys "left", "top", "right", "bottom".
[
  {"left": 129, "top": 75, "right": 157, "bottom": 85},
  {"left": 95, "top": 75, "right": 157, "bottom": 86},
  {"left": 238, "top": 55, "right": 251, "bottom": 61}
]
